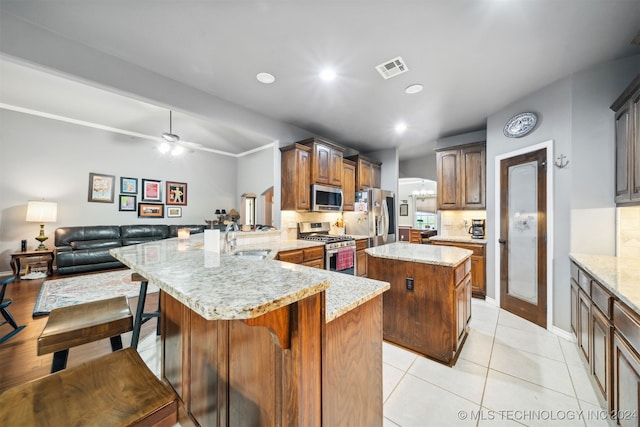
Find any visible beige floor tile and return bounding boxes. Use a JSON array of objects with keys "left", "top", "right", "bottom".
[
  {"left": 384, "top": 374, "right": 480, "bottom": 426},
  {"left": 459, "top": 328, "right": 495, "bottom": 367},
  {"left": 384, "top": 362, "right": 406, "bottom": 402},
  {"left": 559, "top": 336, "right": 585, "bottom": 368},
  {"left": 577, "top": 400, "right": 616, "bottom": 427},
  {"left": 498, "top": 310, "right": 557, "bottom": 338},
  {"left": 494, "top": 324, "right": 564, "bottom": 362},
  {"left": 383, "top": 341, "right": 418, "bottom": 371},
  {"left": 490, "top": 341, "right": 575, "bottom": 396},
  {"left": 477, "top": 410, "right": 529, "bottom": 427},
  {"left": 409, "top": 356, "right": 488, "bottom": 404},
  {"left": 567, "top": 363, "right": 605, "bottom": 407},
  {"left": 383, "top": 416, "right": 401, "bottom": 427},
  {"left": 483, "top": 370, "right": 584, "bottom": 427}
]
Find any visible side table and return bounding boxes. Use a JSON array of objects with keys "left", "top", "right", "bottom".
[{"left": 10, "top": 250, "right": 55, "bottom": 279}]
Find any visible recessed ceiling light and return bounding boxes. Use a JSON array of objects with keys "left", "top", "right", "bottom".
[
  {"left": 319, "top": 68, "right": 337, "bottom": 81},
  {"left": 256, "top": 72, "right": 276, "bottom": 84},
  {"left": 405, "top": 84, "right": 423, "bottom": 94},
  {"left": 395, "top": 122, "right": 407, "bottom": 133}
]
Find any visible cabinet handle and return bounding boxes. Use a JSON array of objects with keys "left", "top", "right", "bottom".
[{"left": 498, "top": 239, "right": 506, "bottom": 244}]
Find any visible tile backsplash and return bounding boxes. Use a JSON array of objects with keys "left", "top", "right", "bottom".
[
  {"left": 617, "top": 206, "right": 640, "bottom": 258},
  {"left": 439, "top": 210, "right": 487, "bottom": 238},
  {"left": 280, "top": 211, "right": 343, "bottom": 240}
]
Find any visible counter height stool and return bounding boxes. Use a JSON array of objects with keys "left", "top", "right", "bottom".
[
  {"left": 0, "top": 277, "right": 26, "bottom": 344},
  {"left": 0, "top": 348, "right": 178, "bottom": 427},
  {"left": 130, "top": 272, "right": 161, "bottom": 350},
  {"left": 37, "top": 296, "right": 133, "bottom": 373}
]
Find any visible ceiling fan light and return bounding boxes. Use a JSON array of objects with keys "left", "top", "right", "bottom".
[
  {"left": 171, "top": 145, "right": 184, "bottom": 156},
  {"left": 162, "top": 132, "right": 180, "bottom": 142},
  {"left": 158, "top": 142, "right": 171, "bottom": 153}
]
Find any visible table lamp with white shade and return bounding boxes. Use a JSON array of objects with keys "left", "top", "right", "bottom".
[{"left": 25, "top": 201, "right": 58, "bottom": 251}]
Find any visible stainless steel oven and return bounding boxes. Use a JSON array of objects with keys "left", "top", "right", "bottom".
[{"left": 298, "top": 221, "right": 356, "bottom": 275}]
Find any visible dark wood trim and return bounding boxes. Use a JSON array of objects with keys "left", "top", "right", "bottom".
[{"left": 610, "top": 74, "right": 640, "bottom": 112}]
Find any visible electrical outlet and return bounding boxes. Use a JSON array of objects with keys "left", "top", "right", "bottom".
[
  {"left": 443, "top": 220, "right": 452, "bottom": 226},
  {"left": 406, "top": 277, "right": 414, "bottom": 291}
]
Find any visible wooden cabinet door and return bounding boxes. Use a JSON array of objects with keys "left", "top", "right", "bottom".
[
  {"left": 632, "top": 91, "right": 640, "bottom": 201},
  {"left": 303, "top": 259, "right": 324, "bottom": 269},
  {"left": 281, "top": 144, "right": 311, "bottom": 211},
  {"left": 615, "top": 105, "right": 631, "bottom": 204},
  {"left": 356, "top": 249, "right": 367, "bottom": 277},
  {"left": 591, "top": 306, "right": 611, "bottom": 404},
  {"left": 358, "top": 159, "right": 372, "bottom": 190},
  {"left": 461, "top": 144, "right": 486, "bottom": 208},
  {"left": 342, "top": 161, "right": 356, "bottom": 211},
  {"left": 329, "top": 148, "right": 343, "bottom": 187},
  {"left": 455, "top": 275, "right": 471, "bottom": 349},
  {"left": 437, "top": 149, "right": 461, "bottom": 209},
  {"left": 570, "top": 280, "right": 578, "bottom": 335},
  {"left": 578, "top": 289, "right": 591, "bottom": 364},
  {"left": 162, "top": 293, "right": 187, "bottom": 401},
  {"left": 470, "top": 255, "right": 485, "bottom": 298},
  {"left": 372, "top": 163, "right": 381, "bottom": 189},
  {"left": 613, "top": 332, "right": 640, "bottom": 427},
  {"left": 313, "top": 144, "right": 331, "bottom": 185},
  {"left": 278, "top": 249, "right": 304, "bottom": 264},
  {"left": 409, "top": 230, "right": 422, "bottom": 244}
]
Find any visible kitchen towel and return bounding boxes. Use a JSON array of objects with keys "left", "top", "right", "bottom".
[{"left": 336, "top": 248, "right": 354, "bottom": 271}]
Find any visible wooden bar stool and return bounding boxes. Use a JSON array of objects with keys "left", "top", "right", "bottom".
[
  {"left": 38, "top": 296, "right": 133, "bottom": 373},
  {"left": 0, "top": 347, "right": 178, "bottom": 427},
  {"left": 130, "top": 272, "right": 160, "bottom": 350}
]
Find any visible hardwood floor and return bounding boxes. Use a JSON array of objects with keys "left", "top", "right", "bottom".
[{"left": 0, "top": 272, "right": 158, "bottom": 394}]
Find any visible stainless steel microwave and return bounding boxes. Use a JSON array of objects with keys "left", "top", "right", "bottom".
[{"left": 311, "top": 184, "right": 343, "bottom": 212}]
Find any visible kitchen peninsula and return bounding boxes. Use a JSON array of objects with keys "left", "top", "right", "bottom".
[
  {"left": 110, "top": 234, "right": 389, "bottom": 427},
  {"left": 366, "top": 242, "right": 473, "bottom": 366}
]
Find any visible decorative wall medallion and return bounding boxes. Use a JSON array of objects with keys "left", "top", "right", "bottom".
[{"left": 503, "top": 112, "right": 538, "bottom": 138}]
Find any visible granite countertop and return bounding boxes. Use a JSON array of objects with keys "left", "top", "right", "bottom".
[
  {"left": 429, "top": 235, "right": 487, "bottom": 245},
  {"left": 569, "top": 253, "right": 640, "bottom": 315},
  {"left": 110, "top": 235, "right": 389, "bottom": 323},
  {"left": 365, "top": 242, "right": 472, "bottom": 267}
]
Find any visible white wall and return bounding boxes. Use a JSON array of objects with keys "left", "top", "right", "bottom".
[
  {"left": 0, "top": 109, "right": 237, "bottom": 272},
  {"left": 399, "top": 152, "right": 437, "bottom": 181},
  {"left": 237, "top": 144, "right": 276, "bottom": 226},
  {"left": 486, "top": 54, "right": 640, "bottom": 332}
]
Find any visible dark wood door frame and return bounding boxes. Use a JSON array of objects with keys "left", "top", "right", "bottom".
[{"left": 495, "top": 142, "right": 553, "bottom": 330}]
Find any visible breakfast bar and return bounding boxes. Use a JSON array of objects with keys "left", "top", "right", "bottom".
[{"left": 110, "top": 234, "right": 389, "bottom": 426}]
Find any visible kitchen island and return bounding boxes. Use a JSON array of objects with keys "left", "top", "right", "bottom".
[
  {"left": 366, "top": 242, "right": 473, "bottom": 366},
  {"left": 110, "top": 234, "right": 389, "bottom": 427}
]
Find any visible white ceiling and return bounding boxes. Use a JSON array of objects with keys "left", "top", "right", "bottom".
[{"left": 1, "top": 0, "right": 639, "bottom": 160}]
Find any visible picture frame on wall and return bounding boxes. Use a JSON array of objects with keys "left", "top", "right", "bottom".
[
  {"left": 141, "top": 179, "right": 162, "bottom": 202},
  {"left": 119, "top": 195, "right": 137, "bottom": 211},
  {"left": 167, "top": 206, "right": 182, "bottom": 218},
  {"left": 120, "top": 177, "right": 138, "bottom": 194},
  {"left": 399, "top": 203, "right": 409, "bottom": 216},
  {"left": 138, "top": 203, "right": 164, "bottom": 218},
  {"left": 88, "top": 172, "right": 115, "bottom": 203},
  {"left": 166, "top": 181, "right": 187, "bottom": 205}
]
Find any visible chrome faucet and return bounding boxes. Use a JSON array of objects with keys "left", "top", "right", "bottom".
[{"left": 225, "top": 221, "right": 239, "bottom": 253}]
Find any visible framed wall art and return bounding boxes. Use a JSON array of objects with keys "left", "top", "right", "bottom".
[
  {"left": 166, "top": 181, "right": 187, "bottom": 205},
  {"left": 120, "top": 177, "right": 138, "bottom": 194},
  {"left": 88, "top": 172, "right": 115, "bottom": 203},
  {"left": 138, "top": 203, "right": 164, "bottom": 218},
  {"left": 167, "top": 206, "right": 182, "bottom": 218},
  {"left": 399, "top": 203, "right": 409, "bottom": 216},
  {"left": 141, "top": 179, "right": 162, "bottom": 202},
  {"left": 119, "top": 195, "right": 137, "bottom": 212}
]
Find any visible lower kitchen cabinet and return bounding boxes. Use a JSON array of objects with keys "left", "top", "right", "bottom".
[
  {"left": 277, "top": 246, "right": 325, "bottom": 269},
  {"left": 431, "top": 240, "right": 486, "bottom": 298},
  {"left": 355, "top": 238, "right": 368, "bottom": 277},
  {"left": 570, "top": 259, "right": 640, "bottom": 418}
]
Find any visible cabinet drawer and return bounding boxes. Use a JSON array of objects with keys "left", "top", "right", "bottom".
[
  {"left": 455, "top": 258, "right": 471, "bottom": 285},
  {"left": 432, "top": 241, "right": 484, "bottom": 256},
  {"left": 278, "top": 249, "right": 304, "bottom": 264},
  {"left": 355, "top": 239, "right": 368, "bottom": 251},
  {"left": 570, "top": 262, "right": 579, "bottom": 282},
  {"left": 591, "top": 280, "right": 612, "bottom": 320},
  {"left": 613, "top": 301, "right": 640, "bottom": 352},
  {"left": 303, "top": 246, "right": 325, "bottom": 261},
  {"left": 577, "top": 268, "right": 591, "bottom": 293}
]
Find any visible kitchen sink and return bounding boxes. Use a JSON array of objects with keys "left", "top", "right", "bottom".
[{"left": 232, "top": 249, "right": 272, "bottom": 260}]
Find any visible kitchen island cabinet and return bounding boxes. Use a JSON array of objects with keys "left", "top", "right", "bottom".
[
  {"left": 430, "top": 236, "right": 487, "bottom": 299},
  {"left": 366, "top": 243, "right": 472, "bottom": 366},
  {"left": 111, "top": 236, "right": 389, "bottom": 427}
]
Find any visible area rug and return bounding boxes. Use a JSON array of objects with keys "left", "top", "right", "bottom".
[{"left": 33, "top": 269, "right": 159, "bottom": 317}]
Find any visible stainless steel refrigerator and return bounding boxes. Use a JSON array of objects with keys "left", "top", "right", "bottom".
[{"left": 344, "top": 189, "right": 396, "bottom": 246}]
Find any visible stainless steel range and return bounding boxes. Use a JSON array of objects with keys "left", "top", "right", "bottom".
[{"left": 298, "top": 222, "right": 356, "bottom": 275}]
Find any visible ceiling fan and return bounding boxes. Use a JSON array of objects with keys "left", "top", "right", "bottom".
[{"left": 159, "top": 110, "right": 184, "bottom": 155}]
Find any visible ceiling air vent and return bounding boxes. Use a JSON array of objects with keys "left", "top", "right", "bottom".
[{"left": 375, "top": 56, "right": 408, "bottom": 80}]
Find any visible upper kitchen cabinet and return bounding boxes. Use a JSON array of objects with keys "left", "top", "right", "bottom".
[
  {"left": 298, "top": 137, "right": 345, "bottom": 187},
  {"left": 610, "top": 74, "right": 640, "bottom": 205},
  {"left": 436, "top": 143, "right": 486, "bottom": 210},
  {"left": 342, "top": 159, "right": 356, "bottom": 211},
  {"left": 280, "top": 143, "right": 312, "bottom": 211},
  {"left": 345, "top": 154, "right": 382, "bottom": 190}
]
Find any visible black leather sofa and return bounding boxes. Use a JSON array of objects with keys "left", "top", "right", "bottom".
[{"left": 54, "top": 224, "right": 205, "bottom": 275}]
